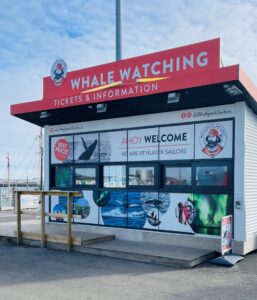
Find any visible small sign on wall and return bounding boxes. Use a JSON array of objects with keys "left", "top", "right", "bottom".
[{"left": 221, "top": 215, "right": 232, "bottom": 255}]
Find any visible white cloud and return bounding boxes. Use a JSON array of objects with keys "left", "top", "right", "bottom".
[{"left": 0, "top": 0, "right": 257, "bottom": 181}]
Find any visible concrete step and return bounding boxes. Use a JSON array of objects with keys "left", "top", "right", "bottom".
[
  {"left": 76, "top": 239, "right": 217, "bottom": 268},
  {"left": 0, "top": 231, "right": 115, "bottom": 249}
]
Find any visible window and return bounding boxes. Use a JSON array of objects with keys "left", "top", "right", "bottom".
[
  {"left": 75, "top": 167, "right": 97, "bottom": 186},
  {"left": 103, "top": 165, "right": 126, "bottom": 188},
  {"left": 196, "top": 166, "right": 228, "bottom": 186},
  {"left": 54, "top": 166, "right": 73, "bottom": 188},
  {"left": 128, "top": 166, "right": 155, "bottom": 186},
  {"left": 164, "top": 166, "right": 192, "bottom": 186}
]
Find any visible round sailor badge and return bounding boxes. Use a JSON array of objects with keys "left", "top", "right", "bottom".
[
  {"left": 51, "top": 59, "right": 67, "bottom": 87},
  {"left": 199, "top": 123, "right": 227, "bottom": 158}
]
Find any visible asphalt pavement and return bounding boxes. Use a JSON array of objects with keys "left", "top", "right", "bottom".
[{"left": 0, "top": 211, "right": 257, "bottom": 300}]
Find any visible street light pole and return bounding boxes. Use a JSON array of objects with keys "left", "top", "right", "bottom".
[{"left": 116, "top": 0, "right": 123, "bottom": 61}]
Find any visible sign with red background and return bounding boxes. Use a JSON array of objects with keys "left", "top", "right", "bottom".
[{"left": 11, "top": 38, "right": 225, "bottom": 115}]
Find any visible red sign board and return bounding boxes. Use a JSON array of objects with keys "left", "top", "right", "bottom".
[
  {"left": 43, "top": 39, "right": 220, "bottom": 107},
  {"left": 54, "top": 138, "right": 70, "bottom": 161},
  {"left": 12, "top": 38, "right": 228, "bottom": 115}
]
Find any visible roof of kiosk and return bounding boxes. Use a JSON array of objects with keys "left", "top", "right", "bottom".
[{"left": 10, "top": 38, "right": 257, "bottom": 127}]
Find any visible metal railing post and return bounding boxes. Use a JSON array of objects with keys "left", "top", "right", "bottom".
[
  {"left": 40, "top": 192, "right": 46, "bottom": 248},
  {"left": 16, "top": 191, "right": 21, "bottom": 245},
  {"left": 67, "top": 192, "right": 72, "bottom": 252}
]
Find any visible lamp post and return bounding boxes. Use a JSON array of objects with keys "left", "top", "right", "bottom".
[{"left": 116, "top": 0, "right": 123, "bottom": 61}]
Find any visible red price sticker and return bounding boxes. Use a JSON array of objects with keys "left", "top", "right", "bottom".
[{"left": 54, "top": 139, "right": 70, "bottom": 161}]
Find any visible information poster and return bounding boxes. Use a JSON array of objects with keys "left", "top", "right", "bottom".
[
  {"left": 128, "top": 127, "right": 159, "bottom": 161},
  {"left": 159, "top": 124, "right": 194, "bottom": 160},
  {"left": 195, "top": 121, "right": 233, "bottom": 159},
  {"left": 51, "top": 135, "right": 73, "bottom": 164},
  {"left": 221, "top": 215, "right": 232, "bottom": 255},
  {"left": 74, "top": 133, "right": 98, "bottom": 163},
  {"left": 100, "top": 130, "right": 127, "bottom": 162}
]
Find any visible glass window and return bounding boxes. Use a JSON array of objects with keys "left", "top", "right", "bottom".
[
  {"left": 164, "top": 167, "right": 191, "bottom": 186},
  {"left": 129, "top": 166, "right": 155, "bottom": 186},
  {"left": 55, "top": 166, "right": 73, "bottom": 188},
  {"left": 196, "top": 166, "right": 228, "bottom": 186},
  {"left": 103, "top": 165, "right": 126, "bottom": 188},
  {"left": 164, "top": 167, "right": 192, "bottom": 185},
  {"left": 75, "top": 167, "right": 96, "bottom": 186}
]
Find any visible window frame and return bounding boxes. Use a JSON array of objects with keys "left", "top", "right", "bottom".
[
  {"left": 192, "top": 160, "right": 233, "bottom": 194},
  {"left": 127, "top": 163, "right": 158, "bottom": 190},
  {"left": 50, "top": 165, "right": 74, "bottom": 190},
  {"left": 74, "top": 164, "right": 99, "bottom": 189},
  {"left": 160, "top": 163, "right": 192, "bottom": 193},
  {"left": 101, "top": 163, "right": 127, "bottom": 189}
]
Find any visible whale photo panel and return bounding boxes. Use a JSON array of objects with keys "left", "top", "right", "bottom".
[{"left": 74, "top": 133, "right": 99, "bottom": 163}]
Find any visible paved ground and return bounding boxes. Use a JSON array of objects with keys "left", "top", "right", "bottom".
[
  {"left": 1, "top": 211, "right": 257, "bottom": 300},
  {"left": 0, "top": 241, "right": 257, "bottom": 299}
]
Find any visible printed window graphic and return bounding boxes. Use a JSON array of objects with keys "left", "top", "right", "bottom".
[
  {"left": 100, "top": 130, "right": 127, "bottom": 162},
  {"left": 128, "top": 166, "right": 155, "bottom": 186},
  {"left": 159, "top": 125, "right": 194, "bottom": 160},
  {"left": 164, "top": 167, "right": 192, "bottom": 186},
  {"left": 103, "top": 165, "right": 126, "bottom": 188},
  {"left": 190, "top": 194, "right": 232, "bottom": 235},
  {"left": 75, "top": 167, "right": 96, "bottom": 186},
  {"left": 49, "top": 119, "right": 234, "bottom": 236},
  {"left": 195, "top": 121, "right": 233, "bottom": 159},
  {"left": 100, "top": 191, "right": 127, "bottom": 227},
  {"left": 51, "top": 135, "right": 73, "bottom": 164},
  {"left": 74, "top": 133, "right": 98, "bottom": 163},
  {"left": 128, "top": 127, "right": 159, "bottom": 161}
]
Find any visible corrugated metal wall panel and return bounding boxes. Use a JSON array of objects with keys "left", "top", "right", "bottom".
[{"left": 245, "top": 106, "right": 257, "bottom": 238}]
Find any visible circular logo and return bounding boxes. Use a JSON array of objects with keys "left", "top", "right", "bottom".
[
  {"left": 199, "top": 123, "right": 227, "bottom": 158},
  {"left": 51, "top": 59, "right": 67, "bottom": 87},
  {"left": 54, "top": 139, "right": 70, "bottom": 161}
]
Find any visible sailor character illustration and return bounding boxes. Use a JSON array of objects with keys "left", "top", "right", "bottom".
[
  {"left": 51, "top": 59, "right": 67, "bottom": 87},
  {"left": 202, "top": 128, "right": 223, "bottom": 158},
  {"left": 54, "top": 63, "right": 64, "bottom": 82}
]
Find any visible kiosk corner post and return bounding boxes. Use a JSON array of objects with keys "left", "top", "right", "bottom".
[
  {"left": 16, "top": 191, "right": 21, "bottom": 245},
  {"left": 40, "top": 192, "right": 46, "bottom": 248},
  {"left": 67, "top": 192, "right": 72, "bottom": 252}
]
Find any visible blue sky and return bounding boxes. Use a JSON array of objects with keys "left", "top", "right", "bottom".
[{"left": 0, "top": 0, "right": 257, "bottom": 181}]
